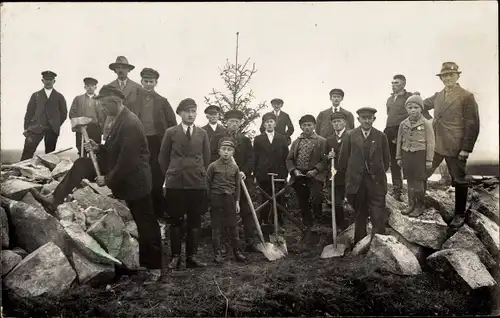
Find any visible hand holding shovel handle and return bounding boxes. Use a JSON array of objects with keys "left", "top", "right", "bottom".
[{"left": 81, "top": 127, "right": 101, "bottom": 177}]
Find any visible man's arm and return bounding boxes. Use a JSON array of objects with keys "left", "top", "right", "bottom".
[
  {"left": 59, "top": 95, "right": 68, "bottom": 127},
  {"left": 202, "top": 130, "right": 211, "bottom": 170},
  {"left": 68, "top": 96, "right": 79, "bottom": 120},
  {"left": 315, "top": 112, "right": 322, "bottom": 135},
  {"left": 285, "top": 113, "right": 295, "bottom": 137},
  {"left": 338, "top": 132, "right": 351, "bottom": 171},
  {"left": 347, "top": 112, "right": 355, "bottom": 130},
  {"left": 424, "top": 119, "right": 435, "bottom": 162},
  {"left": 422, "top": 92, "right": 438, "bottom": 111},
  {"left": 163, "top": 98, "right": 177, "bottom": 128},
  {"left": 210, "top": 133, "right": 222, "bottom": 163},
  {"left": 159, "top": 129, "right": 172, "bottom": 174},
  {"left": 395, "top": 123, "right": 404, "bottom": 161},
  {"left": 234, "top": 165, "right": 241, "bottom": 200},
  {"left": 253, "top": 137, "right": 260, "bottom": 177},
  {"left": 24, "top": 94, "right": 37, "bottom": 131},
  {"left": 381, "top": 132, "right": 391, "bottom": 172},
  {"left": 461, "top": 94, "right": 480, "bottom": 153},
  {"left": 314, "top": 138, "right": 328, "bottom": 173},
  {"left": 286, "top": 140, "right": 297, "bottom": 173},
  {"left": 242, "top": 137, "right": 254, "bottom": 176}
]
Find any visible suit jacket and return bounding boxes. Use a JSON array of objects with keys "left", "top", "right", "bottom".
[
  {"left": 159, "top": 124, "right": 211, "bottom": 189},
  {"left": 259, "top": 111, "right": 294, "bottom": 144},
  {"left": 286, "top": 133, "right": 328, "bottom": 184},
  {"left": 24, "top": 89, "right": 67, "bottom": 135},
  {"left": 202, "top": 123, "right": 226, "bottom": 141},
  {"left": 423, "top": 84, "right": 480, "bottom": 156},
  {"left": 69, "top": 94, "right": 106, "bottom": 132},
  {"left": 326, "top": 129, "right": 349, "bottom": 185},
  {"left": 338, "top": 127, "right": 390, "bottom": 195},
  {"left": 98, "top": 108, "right": 152, "bottom": 200},
  {"left": 210, "top": 132, "right": 254, "bottom": 176},
  {"left": 315, "top": 107, "right": 355, "bottom": 138},
  {"left": 130, "top": 89, "right": 177, "bottom": 139},
  {"left": 108, "top": 78, "right": 142, "bottom": 108},
  {"left": 253, "top": 132, "right": 289, "bottom": 182}
]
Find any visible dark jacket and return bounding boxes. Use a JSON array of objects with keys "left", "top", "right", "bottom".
[
  {"left": 326, "top": 129, "right": 349, "bottom": 185},
  {"left": 159, "top": 124, "right": 211, "bottom": 189},
  {"left": 259, "top": 111, "right": 294, "bottom": 144},
  {"left": 315, "top": 107, "right": 355, "bottom": 138},
  {"left": 24, "top": 89, "right": 67, "bottom": 135},
  {"left": 202, "top": 123, "right": 226, "bottom": 141},
  {"left": 99, "top": 108, "right": 152, "bottom": 200},
  {"left": 253, "top": 132, "right": 289, "bottom": 182},
  {"left": 338, "top": 127, "right": 390, "bottom": 195},
  {"left": 386, "top": 89, "right": 432, "bottom": 127},
  {"left": 130, "top": 89, "right": 177, "bottom": 139},
  {"left": 286, "top": 132, "right": 328, "bottom": 184},
  {"left": 210, "top": 132, "right": 253, "bottom": 176},
  {"left": 69, "top": 94, "right": 106, "bottom": 132}
]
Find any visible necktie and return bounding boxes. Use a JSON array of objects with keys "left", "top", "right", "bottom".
[
  {"left": 119, "top": 81, "right": 125, "bottom": 91},
  {"left": 334, "top": 107, "right": 338, "bottom": 113},
  {"left": 186, "top": 126, "right": 191, "bottom": 140}
]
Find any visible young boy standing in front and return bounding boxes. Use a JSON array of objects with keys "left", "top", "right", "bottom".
[
  {"left": 396, "top": 95, "right": 435, "bottom": 217},
  {"left": 207, "top": 137, "right": 247, "bottom": 264}
]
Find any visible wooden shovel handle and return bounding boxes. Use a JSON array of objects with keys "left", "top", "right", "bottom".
[{"left": 81, "top": 127, "right": 101, "bottom": 177}]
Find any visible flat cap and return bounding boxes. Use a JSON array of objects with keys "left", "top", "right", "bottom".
[
  {"left": 331, "top": 111, "right": 347, "bottom": 121},
  {"left": 218, "top": 136, "right": 236, "bottom": 149},
  {"left": 83, "top": 77, "right": 98, "bottom": 85},
  {"left": 41, "top": 71, "right": 57, "bottom": 80},
  {"left": 270, "top": 98, "right": 284, "bottom": 105},
  {"left": 204, "top": 105, "right": 221, "bottom": 114},
  {"left": 95, "top": 84, "right": 125, "bottom": 100},
  {"left": 262, "top": 112, "right": 277, "bottom": 123},
  {"left": 329, "top": 88, "right": 345, "bottom": 97},
  {"left": 299, "top": 114, "right": 316, "bottom": 125},
  {"left": 140, "top": 68, "right": 160, "bottom": 80},
  {"left": 356, "top": 107, "right": 377, "bottom": 116},
  {"left": 224, "top": 109, "right": 244, "bottom": 120},
  {"left": 176, "top": 98, "right": 197, "bottom": 114}
]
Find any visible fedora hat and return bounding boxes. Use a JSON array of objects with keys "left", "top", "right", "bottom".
[
  {"left": 436, "top": 62, "right": 461, "bottom": 76},
  {"left": 109, "top": 56, "right": 135, "bottom": 71}
]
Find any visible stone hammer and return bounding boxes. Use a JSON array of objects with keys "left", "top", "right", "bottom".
[{"left": 70, "top": 117, "right": 102, "bottom": 177}]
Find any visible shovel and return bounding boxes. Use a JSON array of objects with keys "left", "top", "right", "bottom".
[
  {"left": 269, "top": 173, "right": 288, "bottom": 256},
  {"left": 321, "top": 154, "right": 346, "bottom": 258}
]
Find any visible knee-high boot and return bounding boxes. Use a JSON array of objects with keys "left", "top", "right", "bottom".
[
  {"left": 168, "top": 226, "right": 182, "bottom": 269},
  {"left": 186, "top": 228, "right": 207, "bottom": 268},
  {"left": 449, "top": 185, "right": 468, "bottom": 228}
]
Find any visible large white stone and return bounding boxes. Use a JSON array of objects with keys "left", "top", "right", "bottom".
[
  {"left": 1, "top": 179, "right": 43, "bottom": 200},
  {"left": 73, "top": 187, "right": 133, "bottom": 222},
  {"left": 84, "top": 206, "right": 107, "bottom": 228},
  {"left": 424, "top": 189, "right": 455, "bottom": 223},
  {"left": 125, "top": 221, "right": 138, "bottom": 239},
  {"left": 17, "top": 164, "right": 52, "bottom": 182},
  {"left": 351, "top": 235, "right": 372, "bottom": 256},
  {"left": 385, "top": 227, "right": 427, "bottom": 264},
  {"left": 87, "top": 210, "right": 126, "bottom": 257},
  {"left": 116, "top": 232, "right": 140, "bottom": 270},
  {"left": 37, "top": 153, "right": 62, "bottom": 170},
  {"left": 72, "top": 250, "right": 115, "bottom": 286},
  {"left": 469, "top": 185, "right": 499, "bottom": 224},
  {"left": 467, "top": 209, "right": 500, "bottom": 257},
  {"left": 41, "top": 180, "right": 60, "bottom": 196},
  {"left": 21, "top": 191, "right": 45, "bottom": 210},
  {"left": 1, "top": 250, "right": 22, "bottom": 277},
  {"left": 55, "top": 201, "right": 86, "bottom": 230}
]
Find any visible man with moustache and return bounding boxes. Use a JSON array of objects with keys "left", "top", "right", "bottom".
[
  {"left": 130, "top": 67, "right": 177, "bottom": 220},
  {"left": 259, "top": 98, "right": 294, "bottom": 145},
  {"left": 21, "top": 71, "right": 68, "bottom": 160},
  {"left": 202, "top": 105, "right": 226, "bottom": 147},
  {"left": 315, "top": 88, "right": 355, "bottom": 139}
]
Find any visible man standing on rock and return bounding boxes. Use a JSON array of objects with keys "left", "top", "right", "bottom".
[
  {"left": 259, "top": 98, "right": 295, "bottom": 145},
  {"left": 420, "top": 62, "right": 480, "bottom": 228},
  {"left": 384, "top": 74, "right": 432, "bottom": 201},
  {"left": 130, "top": 67, "right": 177, "bottom": 220},
  {"left": 21, "top": 71, "right": 68, "bottom": 161},
  {"left": 159, "top": 98, "right": 210, "bottom": 269},
  {"left": 315, "top": 89, "right": 355, "bottom": 138},
  {"left": 30, "top": 85, "right": 162, "bottom": 283},
  {"left": 202, "top": 105, "right": 226, "bottom": 145}
]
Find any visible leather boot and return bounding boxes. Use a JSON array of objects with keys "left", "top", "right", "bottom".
[
  {"left": 186, "top": 228, "right": 207, "bottom": 268},
  {"left": 29, "top": 189, "right": 58, "bottom": 214},
  {"left": 409, "top": 190, "right": 425, "bottom": 218},
  {"left": 212, "top": 228, "right": 223, "bottom": 264},
  {"left": 168, "top": 226, "right": 182, "bottom": 269},
  {"left": 233, "top": 249, "right": 247, "bottom": 262},
  {"left": 402, "top": 188, "right": 415, "bottom": 215},
  {"left": 449, "top": 185, "right": 468, "bottom": 228}
]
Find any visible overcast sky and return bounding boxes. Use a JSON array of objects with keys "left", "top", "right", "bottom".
[{"left": 1, "top": 2, "right": 498, "bottom": 162}]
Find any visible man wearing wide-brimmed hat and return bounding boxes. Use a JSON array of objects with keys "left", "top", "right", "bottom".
[{"left": 420, "top": 62, "right": 480, "bottom": 228}]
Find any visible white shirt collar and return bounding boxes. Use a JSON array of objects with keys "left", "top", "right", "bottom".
[
  {"left": 209, "top": 123, "right": 218, "bottom": 131},
  {"left": 44, "top": 88, "right": 53, "bottom": 98},
  {"left": 86, "top": 93, "right": 95, "bottom": 98},
  {"left": 332, "top": 105, "right": 341, "bottom": 112},
  {"left": 361, "top": 128, "right": 372, "bottom": 137},
  {"left": 181, "top": 122, "right": 194, "bottom": 133},
  {"left": 266, "top": 130, "right": 275, "bottom": 136},
  {"left": 336, "top": 128, "right": 346, "bottom": 138},
  {"left": 274, "top": 110, "right": 281, "bottom": 116}
]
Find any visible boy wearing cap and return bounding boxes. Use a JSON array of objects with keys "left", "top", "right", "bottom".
[
  {"left": 159, "top": 98, "right": 211, "bottom": 269},
  {"left": 206, "top": 137, "right": 247, "bottom": 264},
  {"left": 21, "top": 71, "right": 68, "bottom": 160},
  {"left": 253, "top": 112, "right": 289, "bottom": 226},
  {"left": 286, "top": 115, "right": 328, "bottom": 229},
  {"left": 203, "top": 105, "right": 226, "bottom": 142},
  {"left": 396, "top": 95, "right": 435, "bottom": 217},
  {"left": 259, "top": 98, "right": 294, "bottom": 145},
  {"left": 338, "top": 107, "right": 390, "bottom": 245},
  {"left": 325, "top": 111, "right": 349, "bottom": 231},
  {"left": 69, "top": 77, "right": 105, "bottom": 157},
  {"left": 315, "top": 89, "right": 355, "bottom": 139},
  {"left": 131, "top": 67, "right": 177, "bottom": 220}
]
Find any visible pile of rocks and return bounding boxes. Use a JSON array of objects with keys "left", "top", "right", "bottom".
[
  {"left": 1, "top": 152, "right": 139, "bottom": 300},
  {"left": 338, "top": 178, "right": 499, "bottom": 290}
]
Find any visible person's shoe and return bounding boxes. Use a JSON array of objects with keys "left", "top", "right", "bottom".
[
  {"left": 408, "top": 193, "right": 425, "bottom": 218},
  {"left": 214, "top": 251, "right": 224, "bottom": 264},
  {"left": 449, "top": 214, "right": 466, "bottom": 228},
  {"left": 186, "top": 255, "right": 207, "bottom": 268},
  {"left": 167, "top": 255, "right": 181, "bottom": 269},
  {"left": 29, "top": 189, "right": 57, "bottom": 213},
  {"left": 233, "top": 250, "right": 247, "bottom": 262},
  {"left": 143, "top": 269, "right": 162, "bottom": 285}
]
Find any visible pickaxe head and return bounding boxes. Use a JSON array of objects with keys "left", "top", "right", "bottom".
[{"left": 70, "top": 117, "right": 93, "bottom": 130}]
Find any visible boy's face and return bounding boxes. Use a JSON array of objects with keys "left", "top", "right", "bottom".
[
  {"left": 206, "top": 112, "right": 219, "bottom": 124},
  {"left": 264, "top": 119, "right": 276, "bottom": 132},
  {"left": 357, "top": 114, "right": 375, "bottom": 130},
  {"left": 226, "top": 118, "right": 241, "bottom": 132},
  {"left": 141, "top": 78, "right": 157, "bottom": 92},
  {"left": 180, "top": 108, "right": 197, "bottom": 125},
  {"left": 330, "top": 94, "right": 343, "bottom": 107},
  {"left": 406, "top": 103, "right": 422, "bottom": 119},
  {"left": 219, "top": 145, "right": 234, "bottom": 159},
  {"left": 331, "top": 118, "right": 346, "bottom": 132},
  {"left": 300, "top": 122, "right": 315, "bottom": 135},
  {"left": 272, "top": 103, "right": 283, "bottom": 111},
  {"left": 85, "top": 84, "right": 97, "bottom": 95}
]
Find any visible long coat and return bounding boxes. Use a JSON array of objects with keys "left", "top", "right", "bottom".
[
  {"left": 315, "top": 107, "right": 355, "bottom": 138},
  {"left": 253, "top": 132, "right": 289, "bottom": 182},
  {"left": 24, "top": 89, "right": 67, "bottom": 135},
  {"left": 210, "top": 132, "right": 253, "bottom": 176},
  {"left": 99, "top": 107, "right": 152, "bottom": 200},
  {"left": 129, "top": 89, "right": 177, "bottom": 139},
  {"left": 338, "top": 127, "right": 390, "bottom": 195},
  {"left": 259, "top": 111, "right": 294, "bottom": 144},
  {"left": 423, "top": 84, "right": 480, "bottom": 156},
  {"left": 159, "top": 124, "right": 211, "bottom": 190},
  {"left": 286, "top": 133, "right": 328, "bottom": 184},
  {"left": 202, "top": 123, "right": 226, "bottom": 142},
  {"left": 326, "top": 130, "right": 349, "bottom": 185},
  {"left": 69, "top": 94, "right": 106, "bottom": 131}
]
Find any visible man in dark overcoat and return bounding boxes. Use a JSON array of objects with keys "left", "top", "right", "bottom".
[
  {"left": 421, "top": 62, "right": 480, "bottom": 228},
  {"left": 202, "top": 105, "right": 226, "bottom": 145},
  {"left": 159, "top": 98, "right": 211, "bottom": 269},
  {"left": 253, "top": 112, "right": 289, "bottom": 225},
  {"left": 315, "top": 88, "right": 355, "bottom": 138},
  {"left": 130, "top": 67, "right": 177, "bottom": 220},
  {"left": 338, "top": 107, "right": 390, "bottom": 245},
  {"left": 259, "top": 98, "right": 294, "bottom": 145},
  {"left": 21, "top": 71, "right": 68, "bottom": 160},
  {"left": 30, "top": 85, "right": 162, "bottom": 283}
]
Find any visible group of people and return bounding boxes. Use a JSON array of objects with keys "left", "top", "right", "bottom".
[{"left": 23, "top": 56, "right": 480, "bottom": 285}]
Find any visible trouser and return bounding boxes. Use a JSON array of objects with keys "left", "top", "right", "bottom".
[
  {"left": 21, "top": 129, "right": 58, "bottom": 161},
  {"left": 348, "top": 173, "right": 388, "bottom": 245},
  {"left": 238, "top": 180, "right": 257, "bottom": 245},
  {"left": 75, "top": 123, "right": 102, "bottom": 157},
  {"left": 384, "top": 126, "right": 403, "bottom": 195},
  {"left": 326, "top": 183, "right": 347, "bottom": 231},
  {"left": 258, "top": 179, "right": 285, "bottom": 225},
  {"left": 209, "top": 193, "right": 240, "bottom": 252},
  {"left": 292, "top": 175, "right": 324, "bottom": 228},
  {"left": 165, "top": 188, "right": 207, "bottom": 256},
  {"left": 146, "top": 135, "right": 165, "bottom": 220},
  {"left": 51, "top": 158, "right": 163, "bottom": 269}
]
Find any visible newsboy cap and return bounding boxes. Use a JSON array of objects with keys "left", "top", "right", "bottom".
[
  {"left": 95, "top": 84, "right": 125, "bottom": 100},
  {"left": 224, "top": 109, "right": 244, "bottom": 120},
  {"left": 218, "top": 136, "right": 236, "bottom": 149},
  {"left": 204, "top": 105, "right": 221, "bottom": 114},
  {"left": 299, "top": 114, "right": 316, "bottom": 125},
  {"left": 262, "top": 112, "right": 277, "bottom": 123},
  {"left": 140, "top": 68, "right": 160, "bottom": 80},
  {"left": 83, "top": 77, "right": 98, "bottom": 85},
  {"left": 329, "top": 88, "right": 345, "bottom": 98},
  {"left": 270, "top": 98, "right": 284, "bottom": 105},
  {"left": 41, "top": 71, "right": 57, "bottom": 80},
  {"left": 176, "top": 98, "right": 197, "bottom": 114},
  {"left": 356, "top": 107, "right": 377, "bottom": 116},
  {"left": 436, "top": 62, "right": 461, "bottom": 76},
  {"left": 331, "top": 112, "right": 347, "bottom": 121}
]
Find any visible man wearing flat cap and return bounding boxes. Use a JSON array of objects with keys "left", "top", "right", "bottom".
[
  {"left": 338, "top": 107, "right": 390, "bottom": 246},
  {"left": 21, "top": 71, "right": 68, "bottom": 160},
  {"left": 419, "top": 62, "right": 480, "bottom": 228},
  {"left": 254, "top": 112, "right": 289, "bottom": 226},
  {"left": 159, "top": 98, "right": 211, "bottom": 269},
  {"left": 286, "top": 114, "right": 328, "bottom": 230},
  {"left": 210, "top": 109, "right": 257, "bottom": 252},
  {"left": 315, "top": 89, "right": 355, "bottom": 139},
  {"left": 259, "top": 98, "right": 294, "bottom": 145},
  {"left": 69, "top": 77, "right": 105, "bottom": 157},
  {"left": 130, "top": 67, "right": 177, "bottom": 220},
  {"left": 30, "top": 84, "right": 162, "bottom": 284},
  {"left": 202, "top": 105, "right": 226, "bottom": 143}
]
